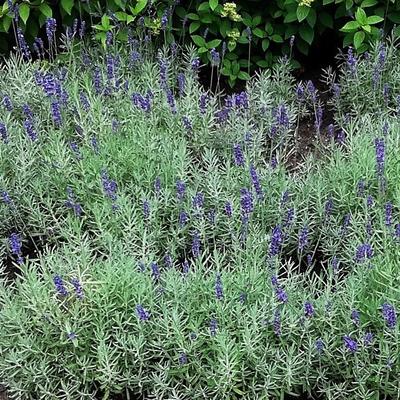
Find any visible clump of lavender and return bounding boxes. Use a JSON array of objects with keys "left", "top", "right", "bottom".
[
  {"left": 24, "top": 119, "right": 38, "bottom": 142},
  {"left": 364, "top": 332, "right": 374, "bottom": 346},
  {"left": 343, "top": 335, "right": 358, "bottom": 353},
  {"left": 215, "top": 273, "right": 223, "bottom": 300},
  {"left": 136, "top": 304, "right": 150, "bottom": 321},
  {"left": 182, "top": 116, "right": 192, "bottom": 132},
  {"left": 191, "top": 57, "right": 200, "bottom": 72},
  {"left": 210, "top": 48, "right": 220, "bottom": 67},
  {"left": 154, "top": 176, "right": 161, "bottom": 197},
  {"left": 71, "top": 278, "right": 84, "bottom": 300},
  {"left": 273, "top": 310, "right": 281, "bottom": 336},
  {"left": 284, "top": 208, "right": 295, "bottom": 228},
  {"left": 382, "top": 303, "right": 397, "bottom": 329},
  {"left": 177, "top": 73, "right": 185, "bottom": 97},
  {"left": 249, "top": 164, "right": 263, "bottom": 200},
  {"left": 53, "top": 275, "right": 68, "bottom": 296},
  {"left": 69, "top": 141, "right": 82, "bottom": 160},
  {"left": 272, "top": 276, "right": 288, "bottom": 304},
  {"left": 199, "top": 94, "right": 208, "bottom": 114},
  {"left": 166, "top": 88, "right": 177, "bottom": 114},
  {"left": 192, "top": 192, "right": 204, "bottom": 210},
  {"left": 374, "top": 138, "right": 385, "bottom": 190},
  {"left": 164, "top": 253, "right": 173, "bottom": 268},
  {"left": 9, "top": 233, "right": 23, "bottom": 264},
  {"left": 51, "top": 101, "right": 62, "bottom": 127},
  {"left": 2, "top": 95, "right": 13, "bottom": 112},
  {"left": 346, "top": 47, "right": 357, "bottom": 76},
  {"left": 16, "top": 28, "right": 31, "bottom": 60}
]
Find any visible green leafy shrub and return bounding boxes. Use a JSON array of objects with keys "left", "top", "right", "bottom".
[{"left": 0, "top": 32, "right": 400, "bottom": 399}]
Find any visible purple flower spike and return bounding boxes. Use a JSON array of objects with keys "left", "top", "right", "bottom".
[
  {"left": 343, "top": 335, "right": 358, "bottom": 353},
  {"left": 382, "top": 303, "right": 397, "bottom": 329},
  {"left": 136, "top": 304, "right": 150, "bottom": 321}
]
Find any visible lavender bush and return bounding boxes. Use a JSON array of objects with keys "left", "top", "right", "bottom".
[{"left": 0, "top": 30, "right": 399, "bottom": 400}]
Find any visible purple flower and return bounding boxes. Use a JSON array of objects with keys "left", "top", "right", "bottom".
[
  {"left": 182, "top": 116, "right": 192, "bottom": 132},
  {"left": 151, "top": 262, "right": 160, "bottom": 280},
  {"left": 276, "top": 104, "right": 290, "bottom": 130},
  {"left": 385, "top": 202, "right": 393, "bottom": 227},
  {"left": 351, "top": 309, "right": 360, "bottom": 326},
  {"left": 355, "top": 243, "right": 373, "bottom": 263},
  {"left": 176, "top": 180, "right": 186, "bottom": 202},
  {"left": 275, "top": 286, "right": 288, "bottom": 304},
  {"left": 91, "top": 135, "right": 99, "bottom": 154},
  {"left": 363, "top": 332, "right": 374, "bottom": 346},
  {"left": 51, "top": 101, "right": 62, "bottom": 127},
  {"left": 240, "top": 188, "right": 253, "bottom": 217},
  {"left": 346, "top": 47, "right": 357, "bottom": 75},
  {"left": 164, "top": 253, "right": 173, "bottom": 268},
  {"left": 192, "top": 192, "right": 204, "bottom": 209},
  {"left": 179, "top": 210, "right": 188, "bottom": 228},
  {"left": 16, "top": 28, "right": 31, "bottom": 60},
  {"left": 298, "top": 226, "right": 309, "bottom": 251},
  {"left": 284, "top": 208, "right": 295, "bottom": 228},
  {"left": 215, "top": 273, "right": 223, "bottom": 300},
  {"left": 382, "top": 303, "right": 397, "bottom": 329},
  {"left": 67, "top": 332, "right": 77, "bottom": 340},
  {"left": 2, "top": 95, "right": 13, "bottom": 112},
  {"left": 250, "top": 164, "right": 263, "bottom": 200},
  {"left": 210, "top": 48, "right": 220, "bottom": 66},
  {"left": 273, "top": 310, "right": 281, "bottom": 336},
  {"left": 315, "top": 338, "right": 324, "bottom": 354},
  {"left": 136, "top": 304, "right": 150, "bottom": 321},
  {"left": 9, "top": 233, "right": 23, "bottom": 264},
  {"left": 93, "top": 66, "right": 102, "bottom": 95},
  {"left": 306, "top": 81, "right": 317, "bottom": 103},
  {"left": 154, "top": 176, "right": 161, "bottom": 196},
  {"left": 46, "top": 18, "right": 57, "bottom": 44},
  {"left": 1, "top": 190, "right": 12, "bottom": 206},
  {"left": 199, "top": 94, "right": 208, "bottom": 114},
  {"left": 239, "top": 292, "right": 246, "bottom": 304},
  {"left": 191, "top": 231, "right": 201, "bottom": 258},
  {"left": 395, "top": 223, "right": 400, "bottom": 239},
  {"left": 210, "top": 318, "right": 218, "bottom": 336},
  {"left": 269, "top": 225, "right": 283, "bottom": 257},
  {"left": 159, "top": 58, "right": 168, "bottom": 89},
  {"left": 233, "top": 143, "right": 245, "bottom": 166},
  {"left": 106, "top": 31, "right": 113, "bottom": 47},
  {"left": 182, "top": 260, "right": 189, "bottom": 274},
  {"left": 367, "top": 195, "right": 374, "bottom": 208},
  {"left": 166, "top": 88, "right": 177, "bottom": 114},
  {"left": 101, "top": 169, "right": 118, "bottom": 204},
  {"left": 79, "top": 91, "right": 90, "bottom": 112},
  {"left": 71, "top": 277, "right": 83, "bottom": 299},
  {"left": 178, "top": 352, "right": 187, "bottom": 365},
  {"left": 375, "top": 138, "right": 385, "bottom": 178},
  {"left": 304, "top": 301, "right": 314, "bottom": 318},
  {"left": 177, "top": 73, "right": 186, "bottom": 97},
  {"left": 69, "top": 141, "right": 82, "bottom": 160},
  {"left": 357, "top": 180, "right": 365, "bottom": 197},
  {"left": 24, "top": 119, "right": 37, "bottom": 142},
  {"left": 191, "top": 57, "right": 200, "bottom": 72},
  {"left": 341, "top": 214, "right": 351, "bottom": 236},
  {"left": 53, "top": 275, "right": 68, "bottom": 296},
  {"left": 296, "top": 83, "right": 304, "bottom": 101},
  {"left": 0, "top": 123, "right": 8, "bottom": 143},
  {"left": 324, "top": 197, "right": 333, "bottom": 220},
  {"left": 65, "top": 187, "right": 82, "bottom": 216},
  {"left": 224, "top": 201, "right": 233, "bottom": 218},
  {"left": 143, "top": 200, "right": 150, "bottom": 220},
  {"left": 343, "top": 335, "right": 358, "bottom": 353}
]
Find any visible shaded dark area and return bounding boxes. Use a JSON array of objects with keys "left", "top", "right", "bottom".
[{"left": 1, "top": 233, "right": 53, "bottom": 284}]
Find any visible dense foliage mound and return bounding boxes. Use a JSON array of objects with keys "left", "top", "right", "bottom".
[{"left": 0, "top": 34, "right": 400, "bottom": 399}]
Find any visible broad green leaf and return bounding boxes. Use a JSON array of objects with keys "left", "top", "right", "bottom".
[
  {"left": 198, "top": 2, "right": 210, "bottom": 12},
  {"left": 257, "top": 60, "right": 269, "bottom": 68},
  {"left": 353, "top": 30, "right": 365, "bottom": 49},
  {"left": 253, "top": 27, "right": 266, "bottom": 38},
  {"left": 252, "top": 15, "right": 262, "bottom": 25},
  {"left": 296, "top": 5, "right": 310, "bottom": 22},
  {"left": 175, "top": 6, "right": 187, "bottom": 19},
  {"left": 187, "top": 13, "right": 199, "bottom": 20},
  {"left": 306, "top": 9, "right": 317, "bottom": 27},
  {"left": 340, "top": 20, "right": 360, "bottom": 32},
  {"left": 191, "top": 35, "right": 206, "bottom": 47},
  {"left": 101, "top": 15, "right": 110, "bottom": 29},
  {"left": 19, "top": 3, "right": 30, "bottom": 24},
  {"left": 262, "top": 38, "right": 270, "bottom": 51},
  {"left": 355, "top": 7, "right": 367, "bottom": 25},
  {"left": 115, "top": 12, "right": 127, "bottom": 22},
  {"left": 133, "top": 0, "right": 148, "bottom": 14},
  {"left": 198, "top": 46, "right": 208, "bottom": 53},
  {"left": 388, "top": 12, "right": 400, "bottom": 24},
  {"left": 299, "top": 25, "right": 313, "bottom": 45},
  {"left": 39, "top": 3, "right": 52, "bottom": 18},
  {"left": 209, "top": 0, "right": 218, "bottom": 11},
  {"left": 361, "top": 0, "right": 378, "bottom": 6},
  {"left": 366, "top": 15, "right": 383, "bottom": 24},
  {"left": 61, "top": 0, "right": 74, "bottom": 15},
  {"left": 284, "top": 11, "right": 297, "bottom": 23},
  {"left": 361, "top": 24, "right": 371, "bottom": 32},
  {"left": 345, "top": 0, "right": 353, "bottom": 10},
  {"left": 228, "top": 41, "right": 236, "bottom": 51},
  {"left": 2, "top": 15, "right": 12, "bottom": 32},
  {"left": 238, "top": 71, "right": 251, "bottom": 80},
  {"left": 271, "top": 34, "right": 283, "bottom": 43},
  {"left": 206, "top": 39, "right": 221, "bottom": 48},
  {"left": 189, "top": 21, "right": 201, "bottom": 34}
]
